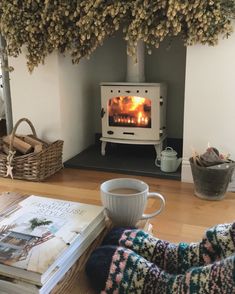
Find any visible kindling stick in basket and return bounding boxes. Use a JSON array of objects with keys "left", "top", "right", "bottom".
[
  {"left": 23, "top": 135, "right": 46, "bottom": 148},
  {"left": 3, "top": 135, "right": 33, "bottom": 154},
  {"left": 23, "top": 135, "right": 45, "bottom": 153}
]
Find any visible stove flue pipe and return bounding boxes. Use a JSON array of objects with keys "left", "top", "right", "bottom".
[{"left": 126, "top": 41, "right": 145, "bottom": 83}]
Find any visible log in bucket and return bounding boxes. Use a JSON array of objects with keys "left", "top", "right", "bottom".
[{"left": 189, "top": 157, "right": 235, "bottom": 200}]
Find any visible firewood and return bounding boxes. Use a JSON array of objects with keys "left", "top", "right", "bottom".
[
  {"left": 3, "top": 135, "right": 33, "bottom": 154},
  {"left": 2, "top": 143, "right": 11, "bottom": 155},
  {"left": 34, "top": 144, "right": 43, "bottom": 153},
  {"left": 1, "top": 143, "right": 22, "bottom": 156},
  {"left": 23, "top": 135, "right": 44, "bottom": 153},
  {"left": 27, "top": 135, "right": 49, "bottom": 147},
  {"left": 23, "top": 135, "right": 45, "bottom": 148}
]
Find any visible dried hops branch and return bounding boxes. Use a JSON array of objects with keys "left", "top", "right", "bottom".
[{"left": 0, "top": 0, "right": 234, "bottom": 72}]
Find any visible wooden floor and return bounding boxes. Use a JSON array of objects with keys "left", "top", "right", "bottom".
[{"left": 0, "top": 168, "right": 234, "bottom": 243}]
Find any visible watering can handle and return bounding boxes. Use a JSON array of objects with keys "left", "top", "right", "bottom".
[{"left": 155, "top": 159, "right": 161, "bottom": 167}]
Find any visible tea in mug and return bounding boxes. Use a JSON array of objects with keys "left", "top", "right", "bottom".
[{"left": 109, "top": 188, "right": 140, "bottom": 195}]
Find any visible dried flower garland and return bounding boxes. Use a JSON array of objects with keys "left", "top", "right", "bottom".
[{"left": 0, "top": 0, "right": 234, "bottom": 72}]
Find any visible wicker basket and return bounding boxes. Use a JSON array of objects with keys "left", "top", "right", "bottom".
[{"left": 0, "top": 118, "right": 63, "bottom": 181}]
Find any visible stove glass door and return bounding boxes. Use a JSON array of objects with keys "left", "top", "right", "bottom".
[{"left": 108, "top": 96, "right": 151, "bottom": 128}]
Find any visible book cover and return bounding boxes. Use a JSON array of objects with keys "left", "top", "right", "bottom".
[
  {"left": 0, "top": 195, "right": 105, "bottom": 285},
  {"left": 0, "top": 216, "right": 106, "bottom": 294}
]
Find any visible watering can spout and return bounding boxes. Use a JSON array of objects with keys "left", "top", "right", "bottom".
[{"left": 176, "top": 158, "right": 182, "bottom": 169}]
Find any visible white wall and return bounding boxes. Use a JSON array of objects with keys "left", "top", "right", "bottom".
[
  {"left": 58, "top": 56, "right": 95, "bottom": 160},
  {"left": 182, "top": 32, "right": 235, "bottom": 182},
  {"left": 10, "top": 52, "right": 61, "bottom": 142}
]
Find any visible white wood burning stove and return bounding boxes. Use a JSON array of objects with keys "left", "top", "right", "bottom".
[{"left": 100, "top": 82, "right": 167, "bottom": 163}]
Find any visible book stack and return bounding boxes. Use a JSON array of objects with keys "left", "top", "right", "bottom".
[{"left": 0, "top": 195, "right": 106, "bottom": 294}]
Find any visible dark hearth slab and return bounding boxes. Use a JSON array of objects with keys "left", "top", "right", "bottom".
[{"left": 64, "top": 143, "right": 181, "bottom": 180}]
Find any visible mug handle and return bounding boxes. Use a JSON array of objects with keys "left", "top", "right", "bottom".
[{"left": 141, "top": 192, "right": 165, "bottom": 220}]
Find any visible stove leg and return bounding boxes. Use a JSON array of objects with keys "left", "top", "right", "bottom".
[
  {"left": 101, "top": 141, "right": 107, "bottom": 156},
  {"left": 154, "top": 142, "right": 162, "bottom": 166}
]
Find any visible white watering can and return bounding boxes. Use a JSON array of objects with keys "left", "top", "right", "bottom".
[{"left": 156, "top": 147, "right": 182, "bottom": 172}]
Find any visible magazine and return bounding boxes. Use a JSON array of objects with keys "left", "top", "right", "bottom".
[
  {"left": 0, "top": 216, "right": 106, "bottom": 294},
  {"left": 0, "top": 195, "right": 105, "bottom": 286}
]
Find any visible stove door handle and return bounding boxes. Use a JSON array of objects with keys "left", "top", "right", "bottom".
[{"left": 101, "top": 108, "right": 106, "bottom": 118}]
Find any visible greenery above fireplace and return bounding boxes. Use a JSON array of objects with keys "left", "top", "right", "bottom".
[{"left": 0, "top": 1, "right": 235, "bottom": 72}]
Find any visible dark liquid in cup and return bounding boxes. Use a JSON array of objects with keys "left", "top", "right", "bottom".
[{"left": 109, "top": 188, "right": 140, "bottom": 195}]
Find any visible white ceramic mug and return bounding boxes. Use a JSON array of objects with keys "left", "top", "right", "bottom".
[{"left": 100, "top": 178, "right": 165, "bottom": 226}]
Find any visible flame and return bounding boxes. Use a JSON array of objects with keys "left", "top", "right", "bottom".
[
  {"left": 137, "top": 112, "right": 143, "bottom": 124},
  {"left": 129, "top": 97, "right": 146, "bottom": 111}
]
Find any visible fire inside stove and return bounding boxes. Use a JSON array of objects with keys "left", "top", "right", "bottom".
[{"left": 108, "top": 96, "right": 151, "bottom": 128}]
